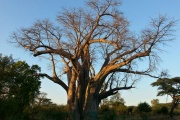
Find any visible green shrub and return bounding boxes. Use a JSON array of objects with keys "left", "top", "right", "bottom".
[
  {"left": 113, "top": 104, "right": 127, "bottom": 115},
  {"left": 99, "top": 104, "right": 110, "bottom": 113},
  {"left": 102, "top": 110, "right": 116, "bottom": 120},
  {"left": 152, "top": 104, "right": 169, "bottom": 114},
  {"left": 126, "top": 106, "right": 136, "bottom": 115},
  {"left": 137, "top": 102, "right": 151, "bottom": 113},
  {"left": 159, "top": 106, "right": 168, "bottom": 114},
  {"left": 24, "top": 105, "right": 69, "bottom": 120}
]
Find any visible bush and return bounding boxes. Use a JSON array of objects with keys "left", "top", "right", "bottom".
[
  {"left": 99, "top": 104, "right": 110, "bottom": 113},
  {"left": 152, "top": 105, "right": 169, "bottom": 114},
  {"left": 24, "top": 105, "right": 69, "bottom": 120},
  {"left": 113, "top": 104, "right": 127, "bottom": 115},
  {"left": 101, "top": 110, "right": 116, "bottom": 120},
  {"left": 137, "top": 102, "right": 151, "bottom": 113},
  {"left": 99, "top": 104, "right": 115, "bottom": 120},
  {"left": 127, "top": 106, "right": 136, "bottom": 115},
  {"left": 159, "top": 106, "right": 168, "bottom": 114}
]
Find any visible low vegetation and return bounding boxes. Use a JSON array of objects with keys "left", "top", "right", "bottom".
[
  {"left": 98, "top": 98, "right": 180, "bottom": 120},
  {"left": 23, "top": 99, "right": 179, "bottom": 120},
  {"left": 0, "top": 54, "right": 180, "bottom": 120}
]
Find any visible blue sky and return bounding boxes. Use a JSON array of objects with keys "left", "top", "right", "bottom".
[{"left": 0, "top": 0, "right": 180, "bottom": 106}]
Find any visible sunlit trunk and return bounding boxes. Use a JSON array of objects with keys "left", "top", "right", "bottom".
[
  {"left": 82, "top": 94, "right": 99, "bottom": 120},
  {"left": 67, "top": 83, "right": 100, "bottom": 120},
  {"left": 67, "top": 97, "right": 99, "bottom": 120}
]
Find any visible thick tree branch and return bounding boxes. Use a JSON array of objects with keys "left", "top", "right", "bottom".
[
  {"left": 36, "top": 73, "right": 68, "bottom": 92},
  {"left": 95, "top": 50, "right": 151, "bottom": 83},
  {"left": 89, "top": 38, "right": 118, "bottom": 48},
  {"left": 33, "top": 49, "right": 73, "bottom": 59},
  {"left": 99, "top": 86, "right": 134, "bottom": 100},
  {"left": 49, "top": 53, "right": 58, "bottom": 78}
]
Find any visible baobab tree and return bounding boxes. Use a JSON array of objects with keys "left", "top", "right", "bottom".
[{"left": 12, "top": 0, "right": 176, "bottom": 119}]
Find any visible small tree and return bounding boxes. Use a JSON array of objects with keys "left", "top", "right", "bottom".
[
  {"left": 151, "top": 77, "right": 180, "bottom": 118},
  {"left": 0, "top": 54, "right": 41, "bottom": 119},
  {"left": 109, "top": 92, "right": 126, "bottom": 115},
  {"left": 110, "top": 92, "right": 125, "bottom": 106},
  {"left": 34, "top": 92, "right": 53, "bottom": 106},
  {"left": 151, "top": 99, "right": 159, "bottom": 107}
]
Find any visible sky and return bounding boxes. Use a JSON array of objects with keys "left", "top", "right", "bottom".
[{"left": 0, "top": 0, "right": 180, "bottom": 106}]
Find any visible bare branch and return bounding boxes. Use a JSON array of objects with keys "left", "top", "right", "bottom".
[
  {"left": 36, "top": 73, "right": 68, "bottom": 92},
  {"left": 112, "top": 68, "right": 159, "bottom": 78},
  {"left": 99, "top": 86, "right": 134, "bottom": 100}
]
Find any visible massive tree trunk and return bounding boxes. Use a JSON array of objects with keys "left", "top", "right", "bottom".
[
  {"left": 68, "top": 98, "right": 99, "bottom": 120},
  {"left": 82, "top": 96, "right": 99, "bottom": 120},
  {"left": 67, "top": 81, "right": 100, "bottom": 120}
]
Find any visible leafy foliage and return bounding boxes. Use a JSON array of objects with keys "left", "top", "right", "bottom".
[
  {"left": 152, "top": 104, "right": 169, "bottom": 114},
  {"left": 151, "top": 77, "right": 180, "bottom": 97},
  {"left": 99, "top": 92, "right": 127, "bottom": 117},
  {"left": 151, "top": 99, "right": 159, "bottom": 107},
  {"left": 137, "top": 102, "right": 151, "bottom": 113},
  {"left": 0, "top": 54, "right": 41, "bottom": 119},
  {"left": 25, "top": 104, "right": 69, "bottom": 120},
  {"left": 34, "top": 92, "right": 53, "bottom": 106},
  {"left": 152, "top": 77, "right": 180, "bottom": 118}
]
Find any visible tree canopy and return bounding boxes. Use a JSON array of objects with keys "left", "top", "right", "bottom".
[
  {"left": 151, "top": 77, "right": 180, "bottom": 98},
  {"left": 0, "top": 54, "right": 41, "bottom": 119},
  {"left": 151, "top": 77, "right": 180, "bottom": 118}
]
